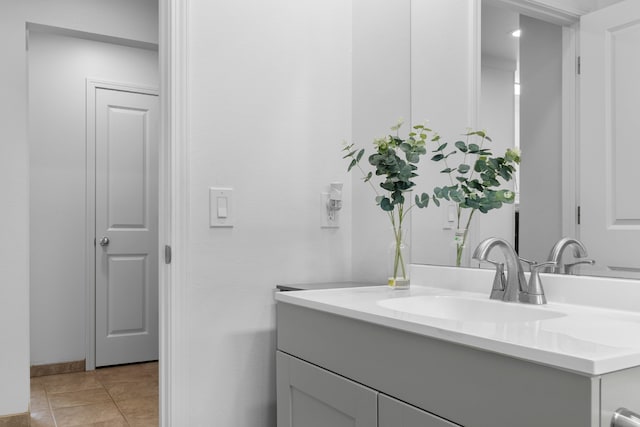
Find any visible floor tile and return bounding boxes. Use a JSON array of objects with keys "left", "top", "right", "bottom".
[
  {"left": 31, "top": 361, "right": 159, "bottom": 426},
  {"left": 105, "top": 379, "right": 159, "bottom": 402},
  {"left": 30, "top": 382, "right": 50, "bottom": 411},
  {"left": 41, "top": 371, "right": 102, "bottom": 394},
  {"left": 118, "top": 395, "right": 159, "bottom": 426},
  {"left": 77, "top": 420, "right": 129, "bottom": 427},
  {"left": 96, "top": 365, "right": 157, "bottom": 386},
  {"left": 30, "top": 409, "right": 56, "bottom": 427},
  {"left": 52, "top": 401, "right": 125, "bottom": 427},
  {"left": 49, "top": 387, "right": 113, "bottom": 409}
]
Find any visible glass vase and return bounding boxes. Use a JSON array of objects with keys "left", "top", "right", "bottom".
[
  {"left": 388, "top": 228, "right": 410, "bottom": 289},
  {"left": 451, "top": 228, "right": 470, "bottom": 267}
]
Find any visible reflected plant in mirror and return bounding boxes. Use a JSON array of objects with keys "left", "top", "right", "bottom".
[
  {"left": 342, "top": 119, "right": 437, "bottom": 289},
  {"left": 431, "top": 131, "right": 520, "bottom": 266}
]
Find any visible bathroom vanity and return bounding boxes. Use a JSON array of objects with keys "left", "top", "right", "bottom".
[{"left": 275, "top": 265, "right": 640, "bottom": 427}]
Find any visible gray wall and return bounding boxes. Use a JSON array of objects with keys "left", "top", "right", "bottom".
[
  {"left": 519, "top": 15, "right": 563, "bottom": 261},
  {"left": 29, "top": 29, "right": 158, "bottom": 366}
]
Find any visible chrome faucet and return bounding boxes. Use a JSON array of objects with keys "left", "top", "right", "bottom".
[
  {"left": 472, "top": 238, "right": 528, "bottom": 303},
  {"left": 547, "top": 237, "right": 594, "bottom": 274}
]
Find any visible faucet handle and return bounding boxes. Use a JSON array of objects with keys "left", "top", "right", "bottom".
[
  {"left": 479, "top": 260, "right": 507, "bottom": 300},
  {"left": 518, "top": 257, "right": 536, "bottom": 271},
  {"left": 563, "top": 259, "right": 595, "bottom": 275},
  {"left": 520, "top": 261, "right": 556, "bottom": 305}
]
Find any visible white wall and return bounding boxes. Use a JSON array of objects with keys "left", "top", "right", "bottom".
[
  {"left": 352, "top": 0, "right": 411, "bottom": 282},
  {"left": 28, "top": 30, "right": 158, "bottom": 366},
  {"left": 519, "top": 15, "right": 563, "bottom": 261},
  {"left": 185, "top": 0, "right": 352, "bottom": 424},
  {"left": 0, "top": 0, "right": 156, "bottom": 417}
]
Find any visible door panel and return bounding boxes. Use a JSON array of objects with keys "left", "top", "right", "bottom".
[
  {"left": 580, "top": 0, "right": 640, "bottom": 272},
  {"left": 95, "top": 88, "right": 159, "bottom": 367}
]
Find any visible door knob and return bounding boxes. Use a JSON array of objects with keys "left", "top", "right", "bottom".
[{"left": 99, "top": 237, "right": 110, "bottom": 247}]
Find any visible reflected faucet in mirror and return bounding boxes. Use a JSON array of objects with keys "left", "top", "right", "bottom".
[{"left": 546, "top": 237, "right": 595, "bottom": 274}]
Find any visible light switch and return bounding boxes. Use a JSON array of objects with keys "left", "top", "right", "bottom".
[
  {"left": 210, "top": 188, "right": 233, "bottom": 227},
  {"left": 217, "top": 197, "right": 228, "bottom": 218}
]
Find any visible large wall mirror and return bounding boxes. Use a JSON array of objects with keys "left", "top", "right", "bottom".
[{"left": 437, "top": 0, "right": 639, "bottom": 280}]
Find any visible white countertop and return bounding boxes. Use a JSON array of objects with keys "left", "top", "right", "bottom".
[{"left": 275, "top": 266, "right": 640, "bottom": 376}]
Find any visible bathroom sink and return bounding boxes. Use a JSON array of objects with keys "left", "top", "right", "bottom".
[{"left": 377, "top": 295, "right": 566, "bottom": 323}]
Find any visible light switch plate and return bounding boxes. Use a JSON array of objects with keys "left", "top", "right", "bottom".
[
  {"left": 210, "top": 187, "right": 234, "bottom": 227},
  {"left": 443, "top": 203, "right": 456, "bottom": 230}
]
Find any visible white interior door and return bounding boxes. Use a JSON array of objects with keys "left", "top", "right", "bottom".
[
  {"left": 580, "top": 0, "right": 640, "bottom": 273},
  {"left": 95, "top": 87, "right": 159, "bottom": 367}
]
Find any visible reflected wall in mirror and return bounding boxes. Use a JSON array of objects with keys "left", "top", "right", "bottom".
[
  {"left": 482, "top": 1, "right": 564, "bottom": 265},
  {"left": 480, "top": 0, "right": 640, "bottom": 280}
]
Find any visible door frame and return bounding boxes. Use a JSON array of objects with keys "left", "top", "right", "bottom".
[
  {"left": 159, "top": 0, "right": 189, "bottom": 424},
  {"left": 85, "top": 79, "right": 159, "bottom": 371}
]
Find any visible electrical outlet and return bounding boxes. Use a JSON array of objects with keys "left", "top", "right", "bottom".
[{"left": 320, "top": 192, "right": 340, "bottom": 228}]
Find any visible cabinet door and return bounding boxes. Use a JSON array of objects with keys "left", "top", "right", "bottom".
[
  {"left": 601, "top": 366, "right": 640, "bottom": 427},
  {"left": 277, "top": 351, "right": 377, "bottom": 427},
  {"left": 379, "top": 394, "right": 461, "bottom": 427}
]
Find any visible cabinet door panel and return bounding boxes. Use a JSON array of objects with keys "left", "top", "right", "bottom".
[
  {"left": 277, "top": 351, "right": 377, "bottom": 427},
  {"left": 379, "top": 394, "right": 461, "bottom": 427}
]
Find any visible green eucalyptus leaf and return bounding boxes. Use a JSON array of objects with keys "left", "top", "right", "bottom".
[
  {"left": 432, "top": 195, "right": 440, "bottom": 207},
  {"left": 392, "top": 191, "right": 405, "bottom": 205},
  {"left": 435, "top": 143, "right": 448, "bottom": 152},
  {"left": 342, "top": 149, "right": 357, "bottom": 159},
  {"left": 468, "top": 143, "right": 480, "bottom": 153},
  {"left": 399, "top": 142, "right": 412, "bottom": 153},
  {"left": 347, "top": 159, "right": 357, "bottom": 171},
  {"left": 363, "top": 171, "right": 373, "bottom": 182},
  {"left": 454, "top": 140, "right": 468, "bottom": 152},
  {"left": 380, "top": 197, "right": 394, "bottom": 211},
  {"left": 458, "top": 164, "right": 470, "bottom": 174},
  {"left": 450, "top": 189, "right": 465, "bottom": 203},
  {"left": 498, "top": 167, "right": 511, "bottom": 180},
  {"left": 467, "top": 180, "right": 483, "bottom": 191},
  {"left": 356, "top": 149, "right": 365, "bottom": 162},
  {"left": 431, "top": 154, "right": 444, "bottom": 162},
  {"left": 441, "top": 167, "right": 454, "bottom": 174}
]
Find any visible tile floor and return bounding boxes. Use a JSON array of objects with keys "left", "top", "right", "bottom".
[{"left": 30, "top": 362, "right": 158, "bottom": 427}]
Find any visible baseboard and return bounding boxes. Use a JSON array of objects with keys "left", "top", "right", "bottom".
[
  {"left": 30, "top": 359, "right": 86, "bottom": 377},
  {"left": 0, "top": 412, "right": 29, "bottom": 427}
]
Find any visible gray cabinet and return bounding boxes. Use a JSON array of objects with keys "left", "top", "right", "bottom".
[
  {"left": 277, "top": 302, "right": 599, "bottom": 427},
  {"left": 379, "top": 394, "right": 460, "bottom": 427},
  {"left": 277, "top": 351, "right": 377, "bottom": 427},
  {"left": 277, "top": 351, "right": 461, "bottom": 427}
]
